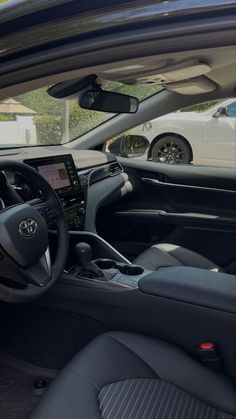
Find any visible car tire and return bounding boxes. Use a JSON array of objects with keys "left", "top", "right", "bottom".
[{"left": 151, "top": 136, "right": 192, "bottom": 164}]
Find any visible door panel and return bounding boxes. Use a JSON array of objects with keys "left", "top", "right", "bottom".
[
  {"left": 203, "top": 116, "right": 236, "bottom": 160},
  {"left": 96, "top": 158, "right": 236, "bottom": 268}
]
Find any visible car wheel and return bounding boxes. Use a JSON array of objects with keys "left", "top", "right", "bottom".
[{"left": 151, "top": 136, "right": 192, "bottom": 164}]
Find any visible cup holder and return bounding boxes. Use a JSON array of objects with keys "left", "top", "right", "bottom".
[
  {"left": 95, "top": 259, "right": 117, "bottom": 270},
  {"left": 118, "top": 265, "right": 144, "bottom": 276},
  {"left": 95, "top": 259, "right": 144, "bottom": 276}
]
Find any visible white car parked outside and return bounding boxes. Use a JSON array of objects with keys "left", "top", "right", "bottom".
[{"left": 141, "top": 98, "right": 236, "bottom": 167}]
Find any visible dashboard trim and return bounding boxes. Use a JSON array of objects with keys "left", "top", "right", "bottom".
[{"left": 142, "top": 177, "right": 236, "bottom": 194}]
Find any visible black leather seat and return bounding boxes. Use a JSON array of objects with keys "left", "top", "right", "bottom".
[
  {"left": 31, "top": 332, "right": 236, "bottom": 419},
  {"left": 134, "top": 243, "right": 222, "bottom": 272}
]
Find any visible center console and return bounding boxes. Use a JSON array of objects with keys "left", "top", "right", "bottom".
[
  {"left": 44, "top": 229, "right": 236, "bottom": 381},
  {"left": 25, "top": 154, "right": 86, "bottom": 230},
  {"left": 59, "top": 232, "right": 151, "bottom": 288},
  {"left": 70, "top": 254, "right": 149, "bottom": 288},
  {"left": 62, "top": 231, "right": 236, "bottom": 306}
]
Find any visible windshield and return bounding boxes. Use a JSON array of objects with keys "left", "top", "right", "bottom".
[{"left": 0, "top": 82, "right": 161, "bottom": 148}]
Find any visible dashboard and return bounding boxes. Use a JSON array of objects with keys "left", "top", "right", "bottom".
[{"left": 0, "top": 147, "right": 127, "bottom": 232}]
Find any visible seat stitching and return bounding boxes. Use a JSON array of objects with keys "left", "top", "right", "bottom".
[
  {"left": 65, "top": 368, "right": 100, "bottom": 391},
  {"left": 136, "top": 248, "right": 180, "bottom": 270},
  {"left": 99, "top": 377, "right": 236, "bottom": 417},
  {"left": 135, "top": 253, "right": 159, "bottom": 270},
  {"left": 65, "top": 333, "right": 236, "bottom": 416},
  {"left": 105, "top": 334, "right": 159, "bottom": 378},
  {"left": 154, "top": 245, "right": 185, "bottom": 266},
  {"left": 165, "top": 248, "right": 198, "bottom": 267},
  {"left": 158, "top": 245, "right": 218, "bottom": 270},
  {"left": 66, "top": 333, "right": 157, "bottom": 392},
  {"left": 104, "top": 335, "right": 236, "bottom": 416},
  {"left": 139, "top": 244, "right": 220, "bottom": 271}
]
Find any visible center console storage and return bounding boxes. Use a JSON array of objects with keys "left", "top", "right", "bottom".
[{"left": 138, "top": 267, "right": 236, "bottom": 313}]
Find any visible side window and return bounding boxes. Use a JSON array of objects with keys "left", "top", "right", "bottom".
[
  {"left": 106, "top": 99, "right": 236, "bottom": 169},
  {"left": 226, "top": 102, "right": 236, "bottom": 117}
]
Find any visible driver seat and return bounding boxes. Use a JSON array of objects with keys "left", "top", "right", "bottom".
[{"left": 30, "top": 331, "right": 236, "bottom": 419}]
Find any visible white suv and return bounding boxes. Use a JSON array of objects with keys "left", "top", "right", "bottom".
[{"left": 142, "top": 98, "right": 236, "bottom": 167}]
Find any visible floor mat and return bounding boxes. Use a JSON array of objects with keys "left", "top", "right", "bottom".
[
  {"left": 0, "top": 303, "right": 108, "bottom": 369},
  {"left": 0, "top": 353, "right": 56, "bottom": 419}
]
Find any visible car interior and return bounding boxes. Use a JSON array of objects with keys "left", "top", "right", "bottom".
[{"left": 0, "top": 1, "right": 236, "bottom": 418}]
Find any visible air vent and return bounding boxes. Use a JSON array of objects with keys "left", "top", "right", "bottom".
[
  {"left": 109, "top": 162, "right": 123, "bottom": 176},
  {"left": 89, "top": 162, "right": 124, "bottom": 185},
  {"left": 78, "top": 170, "right": 91, "bottom": 187}
]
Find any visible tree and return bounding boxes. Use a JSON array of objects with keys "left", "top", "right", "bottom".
[
  {"left": 16, "top": 88, "right": 63, "bottom": 116},
  {"left": 104, "top": 81, "right": 162, "bottom": 101},
  {"left": 69, "top": 100, "right": 107, "bottom": 138}
]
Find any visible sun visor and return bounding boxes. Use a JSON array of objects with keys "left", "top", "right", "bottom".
[
  {"left": 164, "top": 77, "right": 217, "bottom": 95},
  {"left": 136, "top": 62, "right": 211, "bottom": 84}
]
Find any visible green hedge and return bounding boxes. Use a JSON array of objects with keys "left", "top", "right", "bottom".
[
  {"left": 34, "top": 114, "right": 63, "bottom": 145},
  {"left": 0, "top": 114, "right": 15, "bottom": 121}
]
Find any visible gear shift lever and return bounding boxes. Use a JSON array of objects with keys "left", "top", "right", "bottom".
[
  {"left": 75, "top": 242, "right": 93, "bottom": 269},
  {"left": 74, "top": 242, "right": 107, "bottom": 280}
]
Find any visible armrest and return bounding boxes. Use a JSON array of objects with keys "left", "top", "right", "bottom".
[{"left": 139, "top": 267, "right": 236, "bottom": 313}]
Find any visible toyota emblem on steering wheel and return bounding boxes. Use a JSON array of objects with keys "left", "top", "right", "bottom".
[{"left": 19, "top": 218, "right": 38, "bottom": 237}]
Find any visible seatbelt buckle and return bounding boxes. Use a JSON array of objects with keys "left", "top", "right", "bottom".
[{"left": 198, "top": 342, "right": 222, "bottom": 371}]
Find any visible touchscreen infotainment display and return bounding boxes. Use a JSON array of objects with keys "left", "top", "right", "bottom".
[
  {"left": 24, "top": 154, "right": 82, "bottom": 195},
  {"left": 38, "top": 162, "right": 70, "bottom": 190}
]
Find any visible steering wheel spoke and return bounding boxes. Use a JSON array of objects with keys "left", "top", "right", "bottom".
[
  {"left": 26, "top": 247, "right": 52, "bottom": 287},
  {"left": 0, "top": 246, "right": 51, "bottom": 289},
  {"left": 27, "top": 198, "right": 59, "bottom": 227}
]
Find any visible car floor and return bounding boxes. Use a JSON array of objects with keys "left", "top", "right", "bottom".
[{"left": 0, "top": 352, "right": 56, "bottom": 419}]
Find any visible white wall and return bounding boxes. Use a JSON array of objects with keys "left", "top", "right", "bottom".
[{"left": 0, "top": 116, "right": 37, "bottom": 146}]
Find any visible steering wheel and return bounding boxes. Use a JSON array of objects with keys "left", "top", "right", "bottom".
[{"left": 0, "top": 160, "right": 69, "bottom": 303}]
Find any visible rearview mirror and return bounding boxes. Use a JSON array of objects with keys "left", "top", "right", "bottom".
[
  {"left": 48, "top": 74, "right": 139, "bottom": 113},
  {"left": 108, "top": 135, "right": 149, "bottom": 158},
  {"left": 80, "top": 88, "right": 139, "bottom": 114}
]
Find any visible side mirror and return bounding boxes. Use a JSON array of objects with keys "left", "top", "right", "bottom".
[
  {"left": 213, "top": 106, "right": 228, "bottom": 118},
  {"left": 108, "top": 135, "right": 149, "bottom": 158},
  {"left": 122, "top": 135, "right": 150, "bottom": 158},
  {"left": 80, "top": 87, "right": 139, "bottom": 114}
]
